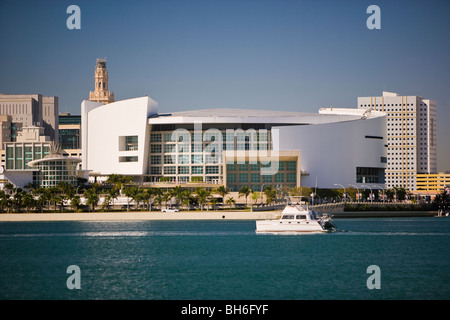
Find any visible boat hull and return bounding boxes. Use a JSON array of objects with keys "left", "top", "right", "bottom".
[{"left": 256, "top": 220, "right": 326, "bottom": 233}]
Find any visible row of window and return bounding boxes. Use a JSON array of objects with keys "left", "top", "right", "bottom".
[
  {"left": 226, "top": 161, "right": 296, "bottom": 171},
  {"left": 150, "top": 142, "right": 270, "bottom": 154},
  {"left": 150, "top": 165, "right": 221, "bottom": 175},
  {"left": 150, "top": 131, "right": 271, "bottom": 143},
  {"left": 227, "top": 172, "right": 296, "bottom": 183}
]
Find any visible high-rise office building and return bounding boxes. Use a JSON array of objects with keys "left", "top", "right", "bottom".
[
  {"left": 59, "top": 113, "right": 82, "bottom": 159},
  {"left": 358, "top": 91, "right": 437, "bottom": 191},
  {"left": 0, "top": 94, "right": 59, "bottom": 142},
  {"left": 88, "top": 58, "right": 115, "bottom": 104}
]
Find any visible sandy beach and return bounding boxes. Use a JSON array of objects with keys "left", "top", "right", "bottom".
[{"left": 0, "top": 211, "right": 281, "bottom": 222}]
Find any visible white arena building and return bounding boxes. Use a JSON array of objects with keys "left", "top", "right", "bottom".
[{"left": 81, "top": 96, "right": 387, "bottom": 191}]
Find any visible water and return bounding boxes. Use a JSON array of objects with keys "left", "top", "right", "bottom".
[{"left": 0, "top": 217, "right": 449, "bottom": 300}]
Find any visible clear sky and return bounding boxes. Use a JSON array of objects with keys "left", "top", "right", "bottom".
[{"left": 0, "top": 0, "right": 449, "bottom": 171}]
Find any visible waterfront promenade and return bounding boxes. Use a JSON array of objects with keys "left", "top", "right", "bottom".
[
  {"left": 0, "top": 211, "right": 281, "bottom": 222},
  {"left": 0, "top": 209, "right": 437, "bottom": 221}
]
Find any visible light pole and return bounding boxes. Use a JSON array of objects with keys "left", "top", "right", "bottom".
[
  {"left": 362, "top": 184, "right": 373, "bottom": 203},
  {"left": 349, "top": 184, "right": 360, "bottom": 202},
  {"left": 334, "top": 183, "right": 346, "bottom": 202},
  {"left": 376, "top": 185, "right": 386, "bottom": 203}
]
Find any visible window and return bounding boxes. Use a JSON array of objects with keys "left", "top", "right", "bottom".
[
  {"left": 164, "top": 133, "right": 175, "bottom": 142},
  {"left": 178, "top": 155, "right": 189, "bottom": 164},
  {"left": 191, "top": 154, "right": 203, "bottom": 164},
  {"left": 119, "top": 135, "right": 138, "bottom": 151},
  {"left": 150, "top": 155, "right": 161, "bottom": 165},
  {"left": 251, "top": 173, "right": 260, "bottom": 183},
  {"left": 178, "top": 144, "right": 189, "bottom": 153},
  {"left": 275, "top": 172, "right": 284, "bottom": 182},
  {"left": 178, "top": 166, "right": 189, "bottom": 174},
  {"left": 150, "top": 166, "right": 161, "bottom": 174},
  {"left": 191, "top": 143, "right": 203, "bottom": 152},
  {"left": 164, "top": 155, "right": 175, "bottom": 164},
  {"left": 15, "top": 146, "right": 23, "bottom": 169},
  {"left": 150, "top": 144, "right": 161, "bottom": 153},
  {"left": 286, "top": 161, "right": 296, "bottom": 171},
  {"left": 192, "top": 166, "right": 203, "bottom": 174},
  {"left": 206, "top": 166, "right": 219, "bottom": 174},
  {"left": 164, "top": 166, "right": 176, "bottom": 174},
  {"left": 227, "top": 173, "right": 236, "bottom": 183},
  {"left": 119, "top": 156, "right": 138, "bottom": 162},
  {"left": 286, "top": 172, "right": 296, "bottom": 183},
  {"left": 150, "top": 133, "right": 161, "bottom": 142},
  {"left": 164, "top": 144, "right": 175, "bottom": 153},
  {"left": 239, "top": 173, "right": 248, "bottom": 183}
]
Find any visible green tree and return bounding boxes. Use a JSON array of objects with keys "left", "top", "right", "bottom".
[
  {"left": 225, "top": 197, "right": 236, "bottom": 209},
  {"left": 263, "top": 186, "right": 277, "bottom": 205},
  {"left": 123, "top": 185, "right": 139, "bottom": 211},
  {"left": 71, "top": 195, "right": 82, "bottom": 212},
  {"left": 195, "top": 187, "right": 211, "bottom": 211},
  {"left": 106, "top": 174, "right": 133, "bottom": 196},
  {"left": 238, "top": 186, "right": 252, "bottom": 206},
  {"left": 21, "top": 192, "right": 35, "bottom": 213},
  {"left": 215, "top": 185, "right": 230, "bottom": 200},
  {"left": 0, "top": 190, "right": 10, "bottom": 213},
  {"left": 251, "top": 191, "right": 260, "bottom": 205},
  {"left": 84, "top": 186, "right": 99, "bottom": 212}
]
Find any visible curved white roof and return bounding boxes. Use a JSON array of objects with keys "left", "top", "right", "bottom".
[{"left": 147, "top": 107, "right": 383, "bottom": 125}]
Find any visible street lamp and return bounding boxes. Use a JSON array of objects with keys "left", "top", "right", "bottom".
[
  {"left": 334, "top": 183, "right": 346, "bottom": 202},
  {"left": 375, "top": 185, "right": 386, "bottom": 203},
  {"left": 349, "top": 184, "right": 360, "bottom": 202},
  {"left": 362, "top": 184, "right": 373, "bottom": 203}
]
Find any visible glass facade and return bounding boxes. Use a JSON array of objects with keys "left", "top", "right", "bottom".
[
  {"left": 147, "top": 128, "right": 299, "bottom": 189},
  {"left": 31, "top": 158, "right": 80, "bottom": 187},
  {"left": 225, "top": 160, "right": 297, "bottom": 191},
  {"left": 4, "top": 142, "right": 51, "bottom": 170},
  {"left": 59, "top": 114, "right": 81, "bottom": 150}
]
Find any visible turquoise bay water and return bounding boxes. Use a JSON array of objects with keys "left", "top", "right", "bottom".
[{"left": 0, "top": 217, "right": 449, "bottom": 300}]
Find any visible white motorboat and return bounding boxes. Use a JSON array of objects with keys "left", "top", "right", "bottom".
[{"left": 256, "top": 202, "right": 336, "bottom": 233}]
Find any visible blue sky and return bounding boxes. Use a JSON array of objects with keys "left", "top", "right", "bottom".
[{"left": 1, "top": 0, "right": 449, "bottom": 171}]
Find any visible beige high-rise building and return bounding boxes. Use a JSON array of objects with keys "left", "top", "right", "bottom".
[
  {"left": 0, "top": 94, "right": 58, "bottom": 142},
  {"left": 89, "top": 58, "right": 115, "bottom": 104},
  {"left": 358, "top": 91, "right": 437, "bottom": 191}
]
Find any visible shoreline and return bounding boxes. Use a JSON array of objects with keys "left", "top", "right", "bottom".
[
  {"left": 0, "top": 211, "right": 281, "bottom": 222},
  {"left": 0, "top": 210, "right": 438, "bottom": 222}
]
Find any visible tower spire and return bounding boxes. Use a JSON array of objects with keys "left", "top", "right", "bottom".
[{"left": 89, "top": 58, "right": 115, "bottom": 104}]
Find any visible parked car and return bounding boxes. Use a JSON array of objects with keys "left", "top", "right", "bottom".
[{"left": 161, "top": 207, "right": 179, "bottom": 212}]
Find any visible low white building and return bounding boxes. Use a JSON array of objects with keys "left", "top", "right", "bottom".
[{"left": 81, "top": 96, "right": 387, "bottom": 191}]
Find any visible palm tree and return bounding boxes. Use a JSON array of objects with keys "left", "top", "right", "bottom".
[
  {"left": 238, "top": 186, "right": 252, "bottom": 206},
  {"left": 225, "top": 197, "right": 236, "bottom": 209},
  {"left": 210, "top": 198, "right": 218, "bottom": 210},
  {"left": 84, "top": 187, "right": 99, "bottom": 212},
  {"left": 141, "top": 188, "right": 153, "bottom": 211},
  {"left": 4, "top": 183, "right": 14, "bottom": 195},
  {"left": 251, "top": 191, "right": 260, "bottom": 205},
  {"left": 106, "top": 174, "right": 133, "bottom": 196},
  {"left": 215, "top": 185, "right": 230, "bottom": 202},
  {"left": 263, "top": 186, "right": 277, "bottom": 205},
  {"left": 21, "top": 192, "right": 35, "bottom": 213},
  {"left": 0, "top": 190, "right": 9, "bottom": 213},
  {"left": 195, "top": 187, "right": 211, "bottom": 211},
  {"left": 71, "top": 195, "right": 81, "bottom": 212},
  {"left": 123, "top": 185, "right": 138, "bottom": 211}
]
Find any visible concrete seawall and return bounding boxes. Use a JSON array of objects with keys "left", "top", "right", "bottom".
[{"left": 0, "top": 211, "right": 282, "bottom": 222}]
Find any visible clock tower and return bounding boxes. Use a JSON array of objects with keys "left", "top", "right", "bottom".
[{"left": 89, "top": 58, "right": 115, "bottom": 104}]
